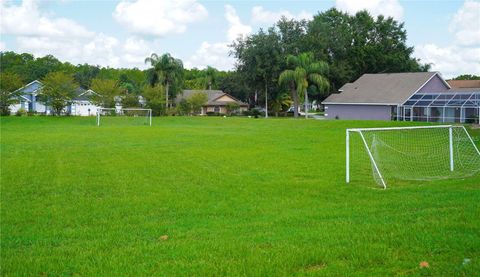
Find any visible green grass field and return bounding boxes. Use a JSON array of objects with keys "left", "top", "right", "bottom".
[{"left": 1, "top": 117, "right": 479, "bottom": 276}]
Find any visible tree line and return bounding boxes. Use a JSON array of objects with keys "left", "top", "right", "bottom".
[
  {"left": 4, "top": 8, "right": 464, "bottom": 117},
  {"left": 0, "top": 52, "right": 233, "bottom": 116}
]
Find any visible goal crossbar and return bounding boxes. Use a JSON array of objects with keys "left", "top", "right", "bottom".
[
  {"left": 346, "top": 125, "right": 480, "bottom": 189},
  {"left": 348, "top": 125, "right": 456, "bottom": 132},
  {"left": 96, "top": 108, "right": 152, "bottom": 126}
]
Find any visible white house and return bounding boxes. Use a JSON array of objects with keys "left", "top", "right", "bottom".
[
  {"left": 69, "top": 88, "right": 100, "bottom": 116},
  {"left": 10, "top": 80, "right": 101, "bottom": 116}
]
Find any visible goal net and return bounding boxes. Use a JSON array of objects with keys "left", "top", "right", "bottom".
[
  {"left": 346, "top": 125, "right": 480, "bottom": 188},
  {"left": 97, "top": 108, "right": 152, "bottom": 126}
]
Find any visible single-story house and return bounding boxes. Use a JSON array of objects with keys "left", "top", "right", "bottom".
[
  {"left": 177, "top": 90, "right": 248, "bottom": 115},
  {"left": 10, "top": 80, "right": 101, "bottom": 116},
  {"left": 322, "top": 72, "right": 479, "bottom": 123},
  {"left": 69, "top": 88, "right": 100, "bottom": 116}
]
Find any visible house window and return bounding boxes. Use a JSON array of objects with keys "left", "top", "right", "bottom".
[{"left": 214, "top": 106, "right": 220, "bottom": 113}]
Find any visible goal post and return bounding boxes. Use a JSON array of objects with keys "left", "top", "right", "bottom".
[
  {"left": 97, "top": 108, "right": 152, "bottom": 126},
  {"left": 346, "top": 125, "right": 480, "bottom": 188}
]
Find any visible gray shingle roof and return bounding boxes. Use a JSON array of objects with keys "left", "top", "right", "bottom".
[
  {"left": 72, "top": 88, "right": 97, "bottom": 101},
  {"left": 323, "top": 72, "right": 440, "bottom": 105}
]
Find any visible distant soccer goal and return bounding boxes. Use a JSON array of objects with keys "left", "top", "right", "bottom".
[
  {"left": 96, "top": 108, "right": 152, "bottom": 126},
  {"left": 346, "top": 125, "right": 480, "bottom": 189}
]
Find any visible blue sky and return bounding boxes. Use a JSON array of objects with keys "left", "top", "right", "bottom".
[{"left": 1, "top": 0, "right": 479, "bottom": 78}]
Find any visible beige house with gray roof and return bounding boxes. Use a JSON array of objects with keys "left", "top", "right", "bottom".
[{"left": 177, "top": 90, "right": 248, "bottom": 115}]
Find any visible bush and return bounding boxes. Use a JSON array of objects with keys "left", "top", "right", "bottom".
[
  {"left": 205, "top": 112, "right": 226, "bottom": 116},
  {"left": 250, "top": 108, "right": 261, "bottom": 118},
  {"left": 225, "top": 102, "right": 240, "bottom": 115},
  {"left": 278, "top": 111, "right": 294, "bottom": 117},
  {"left": 466, "top": 116, "right": 478, "bottom": 124},
  {"left": 177, "top": 99, "right": 192, "bottom": 115},
  {"left": 242, "top": 110, "right": 251, "bottom": 116},
  {"left": 166, "top": 107, "right": 177, "bottom": 116},
  {"left": 15, "top": 108, "right": 27, "bottom": 116},
  {"left": 251, "top": 109, "right": 261, "bottom": 116}
]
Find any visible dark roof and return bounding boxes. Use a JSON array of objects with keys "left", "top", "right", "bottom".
[
  {"left": 72, "top": 88, "right": 97, "bottom": 101},
  {"left": 178, "top": 90, "right": 224, "bottom": 103},
  {"left": 177, "top": 90, "right": 248, "bottom": 106},
  {"left": 323, "top": 72, "right": 441, "bottom": 105},
  {"left": 447, "top": 80, "right": 480, "bottom": 89}
]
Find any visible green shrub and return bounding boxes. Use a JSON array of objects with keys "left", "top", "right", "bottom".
[
  {"left": 466, "top": 116, "right": 478, "bottom": 124},
  {"left": 166, "top": 107, "right": 177, "bottom": 116},
  {"left": 251, "top": 109, "right": 261, "bottom": 118},
  {"left": 242, "top": 110, "right": 251, "bottom": 116},
  {"left": 15, "top": 108, "right": 27, "bottom": 116}
]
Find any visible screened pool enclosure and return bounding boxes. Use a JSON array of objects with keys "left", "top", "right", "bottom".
[{"left": 397, "top": 91, "right": 480, "bottom": 123}]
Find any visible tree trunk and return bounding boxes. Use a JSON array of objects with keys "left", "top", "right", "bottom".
[
  {"left": 304, "top": 88, "right": 308, "bottom": 119},
  {"left": 165, "top": 83, "right": 169, "bottom": 110},
  {"left": 290, "top": 83, "right": 299, "bottom": 118},
  {"left": 55, "top": 106, "right": 62, "bottom": 116}
]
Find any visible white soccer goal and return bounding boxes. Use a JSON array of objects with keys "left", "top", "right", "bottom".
[
  {"left": 346, "top": 125, "right": 480, "bottom": 188},
  {"left": 96, "top": 108, "right": 152, "bottom": 126}
]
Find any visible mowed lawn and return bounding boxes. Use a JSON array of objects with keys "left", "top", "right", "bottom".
[{"left": 1, "top": 117, "right": 479, "bottom": 276}]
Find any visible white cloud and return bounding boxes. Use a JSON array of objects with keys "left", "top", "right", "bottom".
[
  {"left": 449, "top": 0, "right": 480, "bottom": 46},
  {"left": 0, "top": 0, "right": 158, "bottom": 69},
  {"left": 225, "top": 4, "right": 252, "bottom": 42},
  {"left": 113, "top": 0, "right": 208, "bottom": 36},
  {"left": 15, "top": 34, "right": 158, "bottom": 69},
  {"left": 184, "top": 42, "right": 234, "bottom": 71},
  {"left": 122, "top": 37, "right": 156, "bottom": 65},
  {"left": 185, "top": 5, "right": 250, "bottom": 71},
  {"left": 415, "top": 44, "right": 480, "bottom": 78},
  {"left": 415, "top": 0, "right": 480, "bottom": 79},
  {"left": 335, "top": 0, "right": 404, "bottom": 20},
  {"left": 0, "top": 0, "right": 93, "bottom": 38},
  {"left": 15, "top": 34, "right": 121, "bottom": 67},
  {"left": 251, "top": 6, "right": 312, "bottom": 24},
  {"left": 0, "top": 41, "right": 6, "bottom": 51}
]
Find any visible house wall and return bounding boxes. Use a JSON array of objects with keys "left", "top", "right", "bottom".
[
  {"left": 9, "top": 103, "right": 24, "bottom": 114},
  {"left": 71, "top": 101, "right": 99, "bottom": 116},
  {"left": 215, "top": 95, "right": 236, "bottom": 102},
  {"left": 205, "top": 106, "right": 227, "bottom": 114},
  {"left": 203, "top": 105, "right": 248, "bottom": 115},
  {"left": 35, "top": 102, "right": 48, "bottom": 113},
  {"left": 417, "top": 75, "right": 450, "bottom": 93},
  {"left": 325, "top": 104, "right": 392, "bottom": 120},
  {"left": 9, "top": 101, "right": 48, "bottom": 114}
]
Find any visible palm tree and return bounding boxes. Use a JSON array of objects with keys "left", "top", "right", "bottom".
[
  {"left": 279, "top": 52, "right": 329, "bottom": 118},
  {"left": 145, "top": 53, "right": 184, "bottom": 109}
]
